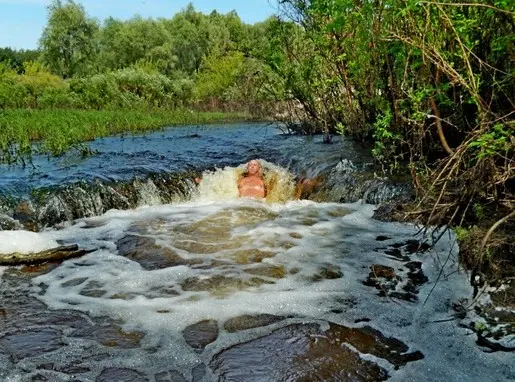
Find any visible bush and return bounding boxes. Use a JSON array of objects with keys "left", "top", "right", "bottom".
[{"left": 69, "top": 68, "right": 194, "bottom": 109}]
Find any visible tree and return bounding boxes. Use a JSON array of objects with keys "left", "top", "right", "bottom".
[
  {"left": 194, "top": 51, "right": 245, "bottom": 103},
  {"left": 163, "top": 5, "right": 210, "bottom": 74},
  {"left": 0, "top": 47, "right": 40, "bottom": 74},
  {"left": 39, "top": 0, "right": 99, "bottom": 78}
]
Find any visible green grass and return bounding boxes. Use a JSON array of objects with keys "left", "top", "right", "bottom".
[{"left": 0, "top": 108, "right": 250, "bottom": 164}]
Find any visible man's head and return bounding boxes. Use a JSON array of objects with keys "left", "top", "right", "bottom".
[{"left": 246, "top": 160, "right": 262, "bottom": 176}]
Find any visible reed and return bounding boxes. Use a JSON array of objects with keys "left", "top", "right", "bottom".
[{"left": 0, "top": 109, "right": 250, "bottom": 164}]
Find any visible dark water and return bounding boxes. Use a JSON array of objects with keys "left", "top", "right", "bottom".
[
  {"left": 0, "top": 123, "right": 354, "bottom": 196},
  {"left": 0, "top": 122, "right": 412, "bottom": 230},
  {"left": 1, "top": 123, "right": 512, "bottom": 382}
]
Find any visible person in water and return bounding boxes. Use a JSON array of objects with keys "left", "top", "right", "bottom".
[
  {"left": 195, "top": 159, "right": 312, "bottom": 199},
  {"left": 238, "top": 159, "right": 267, "bottom": 198}
]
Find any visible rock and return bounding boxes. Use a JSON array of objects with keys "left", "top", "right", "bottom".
[
  {"left": 96, "top": 367, "right": 149, "bottom": 382},
  {"left": 182, "top": 320, "right": 219, "bottom": 350},
  {"left": 0, "top": 328, "right": 65, "bottom": 361},
  {"left": 223, "top": 314, "right": 286, "bottom": 333},
  {"left": 210, "top": 322, "right": 423, "bottom": 380}
]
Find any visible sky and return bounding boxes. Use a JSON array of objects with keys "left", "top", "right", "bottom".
[{"left": 0, "top": 0, "right": 278, "bottom": 50}]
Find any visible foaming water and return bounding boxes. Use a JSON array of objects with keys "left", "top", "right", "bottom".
[
  {"left": 0, "top": 125, "right": 512, "bottom": 381},
  {"left": 0, "top": 197, "right": 507, "bottom": 381},
  {"left": 0, "top": 231, "right": 58, "bottom": 254},
  {"left": 196, "top": 160, "right": 297, "bottom": 203}
]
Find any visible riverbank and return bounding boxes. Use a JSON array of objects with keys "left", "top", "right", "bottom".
[
  {"left": 0, "top": 108, "right": 252, "bottom": 164},
  {"left": 374, "top": 193, "right": 515, "bottom": 352}
]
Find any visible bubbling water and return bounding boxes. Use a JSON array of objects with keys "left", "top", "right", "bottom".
[
  {"left": 0, "top": 231, "right": 59, "bottom": 254},
  {"left": 196, "top": 159, "right": 298, "bottom": 203},
  {"left": 1, "top": 161, "right": 513, "bottom": 382}
]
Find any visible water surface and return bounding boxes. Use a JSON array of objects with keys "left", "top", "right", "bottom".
[{"left": 0, "top": 123, "right": 512, "bottom": 381}]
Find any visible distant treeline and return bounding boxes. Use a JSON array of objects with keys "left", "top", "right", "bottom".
[{"left": 0, "top": 2, "right": 282, "bottom": 113}]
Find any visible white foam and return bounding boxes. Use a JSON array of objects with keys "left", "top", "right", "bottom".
[
  {"left": 21, "top": 198, "right": 514, "bottom": 381},
  {"left": 0, "top": 230, "right": 59, "bottom": 254}
]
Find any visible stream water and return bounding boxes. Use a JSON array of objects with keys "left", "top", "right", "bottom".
[{"left": 0, "top": 123, "right": 513, "bottom": 381}]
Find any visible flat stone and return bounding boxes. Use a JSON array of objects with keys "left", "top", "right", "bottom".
[
  {"left": 116, "top": 234, "right": 201, "bottom": 270},
  {"left": 183, "top": 319, "right": 219, "bottom": 350},
  {"left": 0, "top": 328, "right": 65, "bottom": 361},
  {"left": 155, "top": 370, "right": 188, "bottom": 382},
  {"left": 210, "top": 323, "right": 391, "bottom": 381},
  {"left": 96, "top": 367, "right": 149, "bottom": 382},
  {"left": 71, "top": 325, "right": 143, "bottom": 349},
  {"left": 181, "top": 275, "right": 272, "bottom": 296},
  {"left": 224, "top": 314, "right": 286, "bottom": 333}
]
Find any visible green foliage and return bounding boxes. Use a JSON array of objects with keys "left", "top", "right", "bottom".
[
  {"left": 194, "top": 52, "right": 245, "bottom": 100},
  {"left": 467, "top": 123, "right": 513, "bottom": 160},
  {"left": 0, "top": 47, "right": 40, "bottom": 73},
  {"left": 473, "top": 203, "right": 485, "bottom": 220},
  {"left": 2, "top": 3, "right": 283, "bottom": 115},
  {"left": 39, "top": 0, "right": 99, "bottom": 78},
  {"left": 474, "top": 320, "right": 488, "bottom": 334},
  {"left": 454, "top": 226, "right": 470, "bottom": 242},
  {"left": 371, "top": 110, "right": 403, "bottom": 169},
  {"left": 69, "top": 68, "right": 193, "bottom": 109},
  {"left": 0, "top": 109, "right": 249, "bottom": 164},
  {"left": 0, "top": 61, "right": 66, "bottom": 108},
  {"left": 98, "top": 16, "right": 176, "bottom": 75}
]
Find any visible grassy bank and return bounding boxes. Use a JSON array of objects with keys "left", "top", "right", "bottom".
[{"left": 0, "top": 109, "right": 251, "bottom": 164}]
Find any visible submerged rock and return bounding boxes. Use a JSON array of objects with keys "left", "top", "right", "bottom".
[
  {"left": 71, "top": 324, "right": 144, "bottom": 349},
  {"left": 0, "top": 328, "right": 65, "bottom": 361},
  {"left": 96, "top": 367, "right": 149, "bottom": 382},
  {"left": 116, "top": 234, "right": 201, "bottom": 270},
  {"left": 223, "top": 314, "right": 286, "bottom": 333},
  {"left": 182, "top": 319, "right": 219, "bottom": 350},
  {"left": 210, "top": 322, "right": 424, "bottom": 380}
]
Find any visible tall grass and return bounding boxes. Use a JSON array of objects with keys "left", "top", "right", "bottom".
[{"left": 0, "top": 109, "right": 250, "bottom": 164}]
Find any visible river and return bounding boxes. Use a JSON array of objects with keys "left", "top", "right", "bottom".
[{"left": 0, "top": 122, "right": 513, "bottom": 381}]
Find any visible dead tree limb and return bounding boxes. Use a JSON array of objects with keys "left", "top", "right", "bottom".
[{"left": 0, "top": 244, "right": 91, "bottom": 266}]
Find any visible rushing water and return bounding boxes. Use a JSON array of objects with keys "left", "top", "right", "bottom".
[{"left": 0, "top": 123, "right": 513, "bottom": 381}]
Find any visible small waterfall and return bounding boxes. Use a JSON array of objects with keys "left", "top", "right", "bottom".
[
  {"left": 311, "top": 159, "right": 413, "bottom": 205},
  {"left": 197, "top": 160, "right": 297, "bottom": 204},
  {"left": 0, "top": 159, "right": 413, "bottom": 231},
  {"left": 0, "top": 173, "right": 198, "bottom": 230}
]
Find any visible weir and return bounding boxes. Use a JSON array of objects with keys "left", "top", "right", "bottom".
[{"left": 0, "top": 123, "right": 513, "bottom": 381}]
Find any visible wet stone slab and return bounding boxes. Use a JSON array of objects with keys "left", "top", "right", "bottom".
[
  {"left": 154, "top": 370, "right": 188, "bottom": 382},
  {"left": 116, "top": 234, "right": 202, "bottom": 270},
  {"left": 96, "top": 367, "right": 149, "bottom": 382},
  {"left": 181, "top": 275, "right": 273, "bottom": 296},
  {"left": 223, "top": 314, "right": 286, "bottom": 333},
  {"left": 0, "top": 327, "right": 65, "bottom": 362},
  {"left": 210, "top": 322, "right": 423, "bottom": 381},
  {"left": 183, "top": 319, "right": 219, "bottom": 350},
  {"left": 38, "top": 360, "right": 91, "bottom": 375},
  {"left": 71, "top": 324, "right": 144, "bottom": 349}
]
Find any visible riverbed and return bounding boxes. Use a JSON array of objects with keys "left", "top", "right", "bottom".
[{"left": 0, "top": 123, "right": 513, "bottom": 381}]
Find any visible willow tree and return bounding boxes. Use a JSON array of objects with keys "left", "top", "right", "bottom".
[{"left": 39, "top": 0, "right": 99, "bottom": 78}]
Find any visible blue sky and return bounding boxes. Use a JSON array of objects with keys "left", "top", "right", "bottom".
[{"left": 0, "top": 0, "right": 278, "bottom": 50}]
